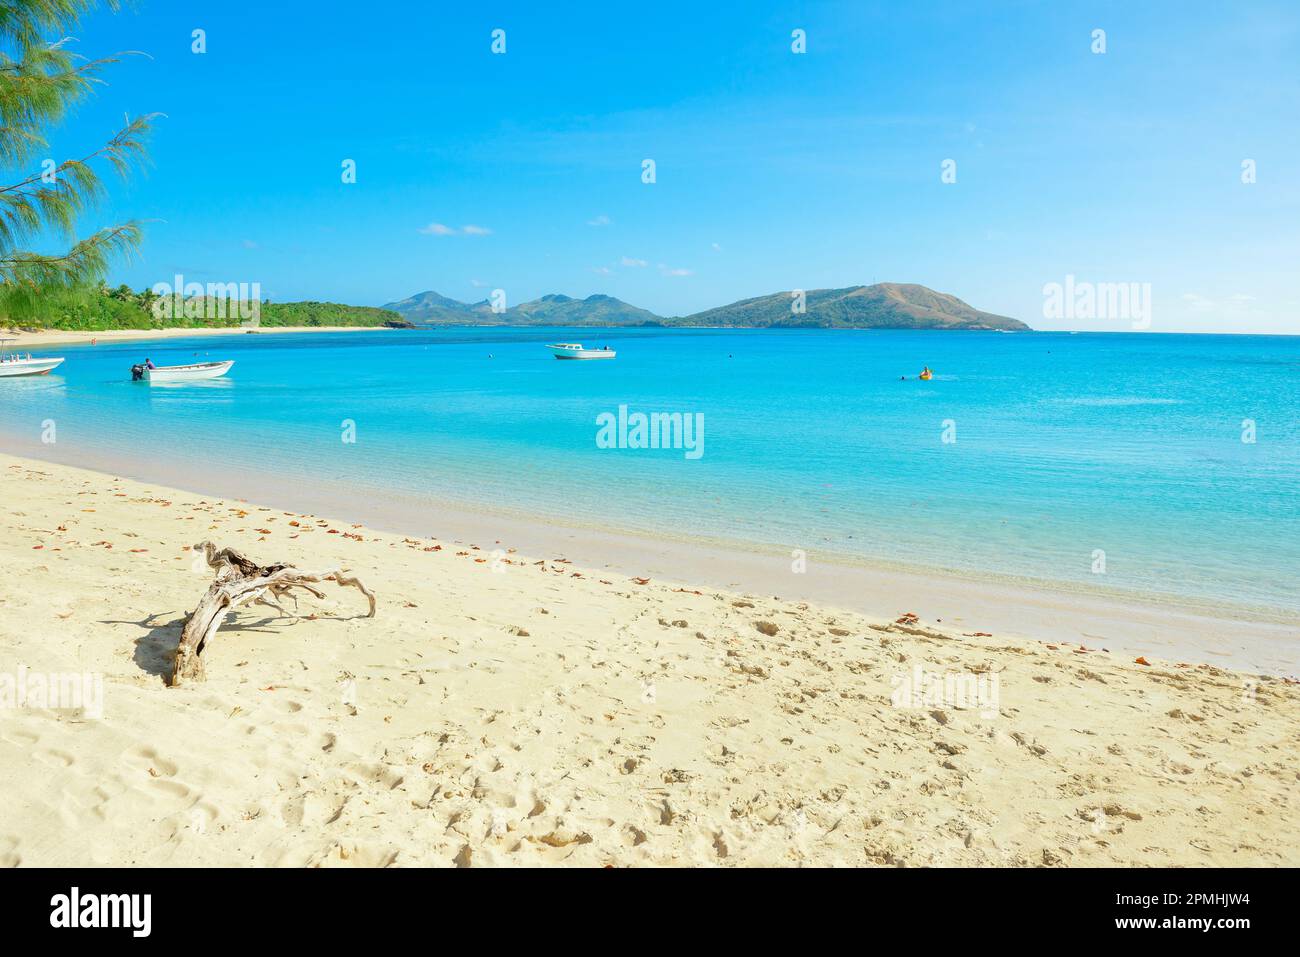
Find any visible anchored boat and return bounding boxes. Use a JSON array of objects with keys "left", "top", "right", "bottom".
[
  {"left": 546, "top": 342, "right": 616, "bottom": 360},
  {"left": 132, "top": 360, "right": 234, "bottom": 382},
  {"left": 0, "top": 339, "right": 64, "bottom": 377}
]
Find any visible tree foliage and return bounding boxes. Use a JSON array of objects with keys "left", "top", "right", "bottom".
[
  {"left": 0, "top": 0, "right": 156, "bottom": 317},
  {"left": 4, "top": 283, "right": 409, "bottom": 330}
]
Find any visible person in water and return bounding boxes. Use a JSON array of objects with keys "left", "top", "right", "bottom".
[{"left": 920, "top": 366, "right": 932, "bottom": 377}]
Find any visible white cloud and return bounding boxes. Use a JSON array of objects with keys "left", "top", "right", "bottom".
[
  {"left": 620, "top": 256, "right": 648, "bottom": 267},
  {"left": 470, "top": 278, "right": 488, "bottom": 287},
  {"left": 661, "top": 267, "right": 693, "bottom": 277},
  {"left": 418, "top": 223, "right": 492, "bottom": 236},
  {"left": 587, "top": 214, "right": 612, "bottom": 226},
  {"left": 592, "top": 266, "right": 612, "bottom": 274},
  {"left": 711, "top": 242, "right": 722, "bottom": 252}
]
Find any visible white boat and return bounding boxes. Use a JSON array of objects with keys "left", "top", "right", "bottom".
[
  {"left": 0, "top": 340, "right": 64, "bottom": 377},
  {"left": 136, "top": 360, "right": 234, "bottom": 382},
  {"left": 0, "top": 355, "right": 64, "bottom": 376},
  {"left": 546, "top": 342, "right": 616, "bottom": 360}
]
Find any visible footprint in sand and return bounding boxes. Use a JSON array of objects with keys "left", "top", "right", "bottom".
[
  {"left": 308, "top": 841, "right": 399, "bottom": 868},
  {"left": 148, "top": 778, "right": 195, "bottom": 802},
  {"left": 34, "top": 748, "right": 75, "bottom": 768},
  {"left": 123, "top": 745, "right": 178, "bottom": 778},
  {"left": 280, "top": 792, "right": 349, "bottom": 828},
  {"left": 345, "top": 762, "right": 404, "bottom": 790},
  {"left": 89, "top": 777, "right": 133, "bottom": 820},
  {"left": 0, "top": 836, "right": 21, "bottom": 868},
  {"left": 0, "top": 729, "right": 39, "bottom": 749}
]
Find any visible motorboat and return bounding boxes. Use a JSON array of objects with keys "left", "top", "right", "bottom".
[
  {"left": 0, "top": 340, "right": 64, "bottom": 376},
  {"left": 546, "top": 342, "right": 615, "bottom": 360},
  {"left": 132, "top": 360, "right": 234, "bottom": 382}
]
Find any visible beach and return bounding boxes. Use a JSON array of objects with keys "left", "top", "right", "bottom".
[
  {"left": 2, "top": 451, "right": 1296, "bottom": 867},
  {"left": 2, "top": 326, "right": 396, "bottom": 348}
]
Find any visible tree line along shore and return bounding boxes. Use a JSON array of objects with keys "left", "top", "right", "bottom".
[{"left": 0, "top": 285, "right": 410, "bottom": 332}]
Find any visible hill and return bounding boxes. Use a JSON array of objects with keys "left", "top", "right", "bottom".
[
  {"left": 382, "top": 291, "right": 661, "bottom": 326},
  {"left": 384, "top": 283, "right": 1029, "bottom": 330},
  {"left": 675, "top": 283, "right": 1029, "bottom": 330},
  {"left": 380, "top": 290, "right": 492, "bottom": 325}
]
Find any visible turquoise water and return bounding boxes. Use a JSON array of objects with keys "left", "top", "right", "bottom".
[{"left": 2, "top": 328, "right": 1297, "bottom": 616}]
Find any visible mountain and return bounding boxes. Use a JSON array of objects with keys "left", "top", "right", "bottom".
[
  {"left": 383, "top": 283, "right": 1030, "bottom": 330},
  {"left": 383, "top": 291, "right": 663, "bottom": 326},
  {"left": 381, "top": 290, "right": 492, "bottom": 324},
  {"left": 508, "top": 293, "right": 663, "bottom": 325},
  {"left": 675, "top": 283, "right": 1030, "bottom": 330}
]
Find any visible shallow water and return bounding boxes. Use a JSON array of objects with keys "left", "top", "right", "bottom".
[{"left": 2, "top": 327, "right": 1296, "bottom": 617}]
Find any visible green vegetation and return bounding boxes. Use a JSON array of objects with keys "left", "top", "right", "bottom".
[
  {"left": 0, "top": 6, "right": 406, "bottom": 334},
  {"left": 0, "top": 284, "right": 409, "bottom": 331},
  {"left": 258, "top": 300, "right": 410, "bottom": 328},
  {"left": 1, "top": 1, "right": 157, "bottom": 319}
]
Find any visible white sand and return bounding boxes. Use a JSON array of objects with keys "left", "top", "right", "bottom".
[{"left": 1, "top": 453, "right": 1297, "bottom": 867}]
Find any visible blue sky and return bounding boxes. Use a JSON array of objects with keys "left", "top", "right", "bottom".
[{"left": 39, "top": 1, "right": 1300, "bottom": 332}]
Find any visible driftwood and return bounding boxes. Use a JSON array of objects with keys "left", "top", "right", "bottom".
[{"left": 171, "top": 541, "right": 376, "bottom": 686}]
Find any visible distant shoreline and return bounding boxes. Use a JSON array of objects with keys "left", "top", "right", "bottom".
[
  {"left": 2, "top": 325, "right": 397, "bottom": 348},
  {"left": 9, "top": 325, "right": 1293, "bottom": 348}
]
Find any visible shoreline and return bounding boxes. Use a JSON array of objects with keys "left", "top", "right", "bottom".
[
  {"left": 1, "top": 325, "right": 398, "bottom": 348},
  {"left": 10, "top": 326, "right": 1296, "bottom": 353},
  {"left": 1, "top": 451, "right": 1296, "bottom": 866},
  {"left": 3, "top": 447, "right": 1297, "bottom": 677}
]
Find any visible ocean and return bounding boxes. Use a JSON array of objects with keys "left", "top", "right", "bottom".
[{"left": 2, "top": 327, "right": 1297, "bottom": 619}]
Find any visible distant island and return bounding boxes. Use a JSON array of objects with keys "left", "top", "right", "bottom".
[
  {"left": 1, "top": 285, "right": 411, "bottom": 333},
  {"left": 2, "top": 281, "right": 1028, "bottom": 333},
  {"left": 384, "top": 283, "right": 1031, "bottom": 331}
]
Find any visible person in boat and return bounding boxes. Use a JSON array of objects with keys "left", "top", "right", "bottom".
[{"left": 145, "top": 358, "right": 156, "bottom": 370}]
